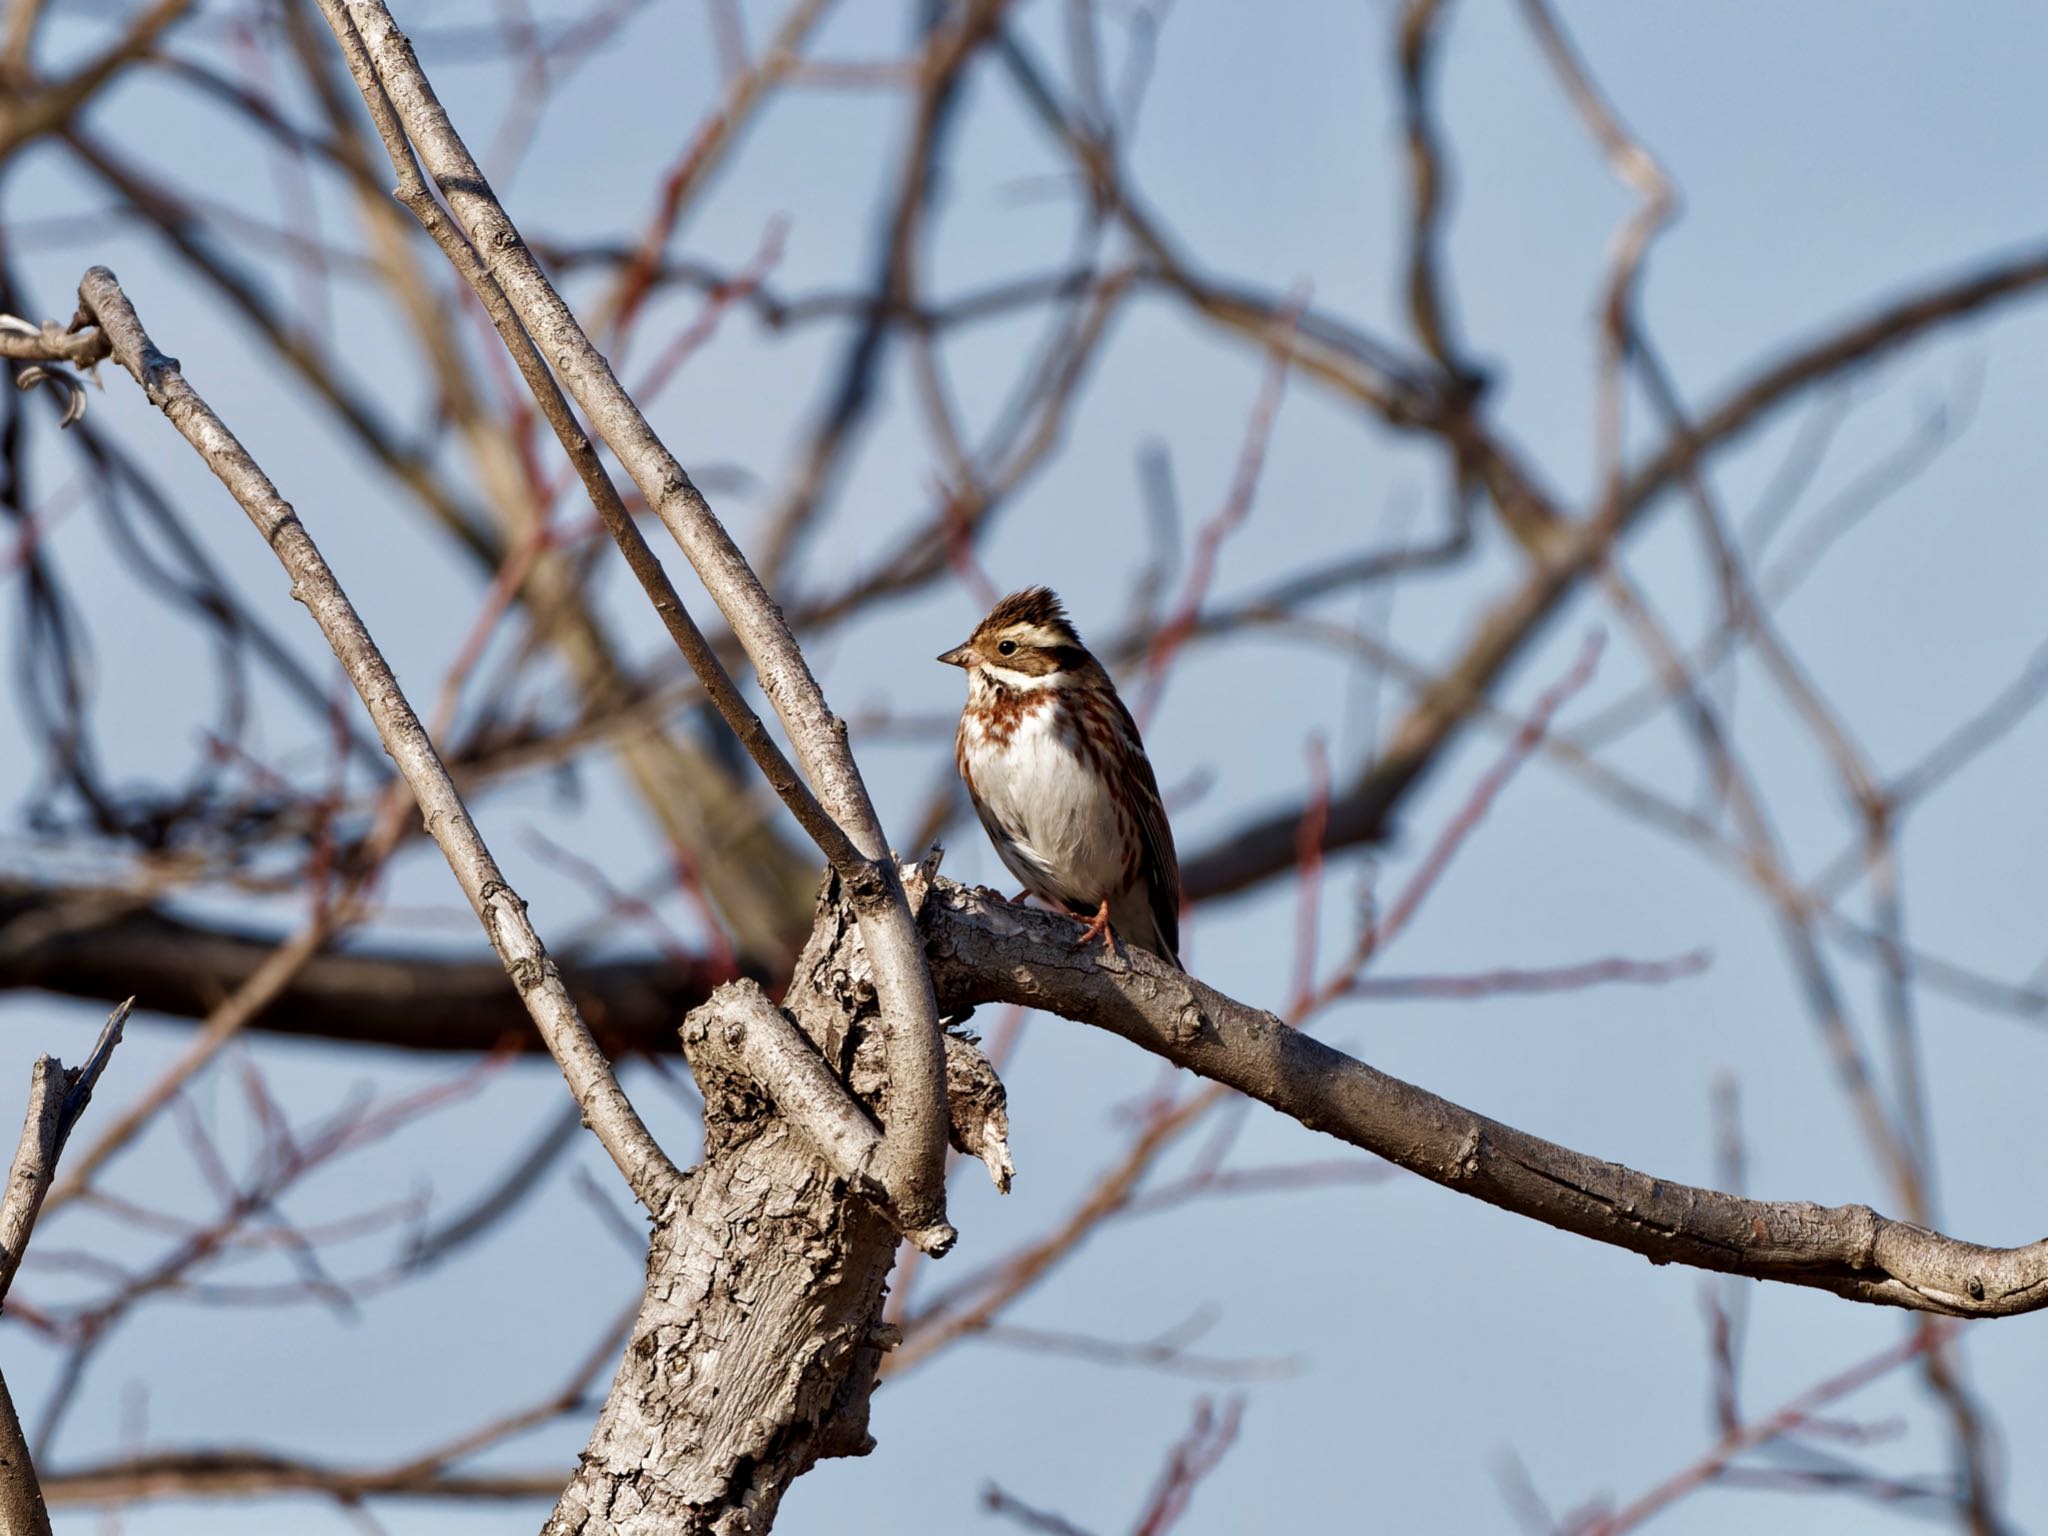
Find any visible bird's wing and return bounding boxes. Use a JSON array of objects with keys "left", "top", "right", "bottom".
[{"left": 1106, "top": 692, "right": 1182, "bottom": 966}]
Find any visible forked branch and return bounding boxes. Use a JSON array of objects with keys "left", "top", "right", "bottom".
[
  {"left": 316, "top": 0, "right": 953, "bottom": 1245},
  {"left": 55, "top": 267, "right": 684, "bottom": 1216}
]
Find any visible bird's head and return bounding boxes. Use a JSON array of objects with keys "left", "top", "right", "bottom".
[{"left": 938, "top": 587, "right": 1090, "bottom": 693}]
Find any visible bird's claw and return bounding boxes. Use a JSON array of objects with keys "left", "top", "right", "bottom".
[{"left": 1072, "top": 899, "right": 1120, "bottom": 962}]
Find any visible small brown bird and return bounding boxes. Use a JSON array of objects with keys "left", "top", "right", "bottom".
[{"left": 939, "top": 588, "right": 1182, "bottom": 967}]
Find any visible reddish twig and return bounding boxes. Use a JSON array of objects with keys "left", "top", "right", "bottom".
[
  {"left": 1135, "top": 290, "right": 1306, "bottom": 724},
  {"left": 1569, "top": 1327, "right": 1946, "bottom": 1536},
  {"left": 1131, "top": 1395, "right": 1246, "bottom": 1536}
]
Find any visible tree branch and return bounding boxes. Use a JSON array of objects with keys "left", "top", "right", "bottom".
[
  {"left": 40, "top": 1454, "right": 561, "bottom": 1507},
  {"left": 0, "top": 997, "right": 129, "bottom": 1536},
  {"left": 57, "top": 266, "right": 684, "bottom": 1214},
  {"left": 0, "top": 876, "right": 735, "bottom": 1055},
  {"left": 0, "top": 0, "right": 190, "bottom": 160},
  {"left": 682, "top": 977, "right": 1010, "bottom": 1250},
  {"left": 922, "top": 879, "right": 2048, "bottom": 1317},
  {"left": 1180, "top": 241, "right": 2048, "bottom": 905},
  {"left": 320, "top": 0, "right": 953, "bottom": 1245},
  {"left": 539, "top": 870, "right": 1009, "bottom": 1534}
]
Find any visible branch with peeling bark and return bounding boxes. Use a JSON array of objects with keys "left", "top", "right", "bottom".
[
  {"left": 534, "top": 846, "right": 2042, "bottom": 1531},
  {"left": 683, "top": 976, "right": 1013, "bottom": 1221},
  {"left": 5, "top": 9, "right": 2044, "bottom": 1530},
  {"left": 544, "top": 867, "right": 1010, "bottom": 1535}
]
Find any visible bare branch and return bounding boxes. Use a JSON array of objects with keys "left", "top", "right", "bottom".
[
  {"left": 1179, "top": 234, "right": 2048, "bottom": 904},
  {"left": 55, "top": 266, "right": 683, "bottom": 1213},
  {"left": 923, "top": 880, "right": 2048, "bottom": 1318},
  {"left": 321, "top": 0, "right": 953, "bottom": 1243},
  {"left": 1572, "top": 1327, "right": 1944, "bottom": 1536},
  {"left": 41, "top": 1454, "right": 561, "bottom": 1507},
  {"left": 0, "top": 997, "right": 129, "bottom": 1536},
  {"left": 1, "top": 1000, "right": 128, "bottom": 1302},
  {"left": 0, "top": 0, "right": 190, "bottom": 160},
  {"left": 0, "top": 875, "right": 740, "bottom": 1055}
]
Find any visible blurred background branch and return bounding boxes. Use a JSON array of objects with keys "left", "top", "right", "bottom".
[{"left": 0, "top": 0, "right": 2042, "bottom": 1532}]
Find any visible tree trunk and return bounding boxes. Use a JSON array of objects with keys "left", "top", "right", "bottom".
[{"left": 546, "top": 875, "right": 1010, "bottom": 1534}]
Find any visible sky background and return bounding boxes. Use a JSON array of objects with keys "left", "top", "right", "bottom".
[{"left": 5, "top": 1, "right": 2048, "bottom": 1532}]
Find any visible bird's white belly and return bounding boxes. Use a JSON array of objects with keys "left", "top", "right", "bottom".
[{"left": 971, "top": 705, "right": 1127, "bottom": 905}]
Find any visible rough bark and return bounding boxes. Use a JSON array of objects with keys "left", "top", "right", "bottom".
[
  {"left": 547, "top": 851, "right": 2048, "bottom": 1536},
  {"left": 544, "top": 1154, "right": 899, "bottom": 1536},
  {"left": 548, "top": 872, "right": 1009, "bottom": 1535}
]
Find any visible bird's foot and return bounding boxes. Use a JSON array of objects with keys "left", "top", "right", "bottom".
[{"left": 1072, "top": 899, "right": 1120, "bottom": 962}]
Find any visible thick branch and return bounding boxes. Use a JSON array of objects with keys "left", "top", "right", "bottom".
[
  {"left": 683, "top": 978, "right": 1011, "bottom": 1255},
  {"left": 922, "top": 879, "right": 2048, "bottom": 1317},
  {"left": 683, "top": 980, "right": 896, "bottom": 1224},
  {"left": 0, "top": 877, "right": 730, "bottom": 1055},
  {"left": 324, "top": 0, "right": 951, "bottom": 1241},
  {"left": 544, "top": 880, "right": 1009, "bottom": 1535}
]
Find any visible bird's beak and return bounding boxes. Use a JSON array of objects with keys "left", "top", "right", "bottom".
[{"left": 937, "top": 643, "right": 975, "bottom": 668}]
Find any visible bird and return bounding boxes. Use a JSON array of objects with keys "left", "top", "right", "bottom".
[{"left": 938, "top": 587, "right": 1182, "bottom": 967}]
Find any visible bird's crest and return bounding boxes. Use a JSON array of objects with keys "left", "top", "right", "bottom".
[{"left": 977, "top": 587, "right": 1080, "bottom": 646}]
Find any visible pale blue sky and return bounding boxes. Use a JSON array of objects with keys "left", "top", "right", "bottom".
[{"left": 5, "top": 2, "right": 2048, "bottom": 1532}]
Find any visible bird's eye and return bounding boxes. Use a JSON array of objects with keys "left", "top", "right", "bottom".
[{"left": 997, "top": 640, "right": 1017, "bottom": 656}]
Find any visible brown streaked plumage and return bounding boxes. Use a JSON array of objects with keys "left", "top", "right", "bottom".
[{"left": 938, "top": 587, "right": 1182, "bottom": 967}]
